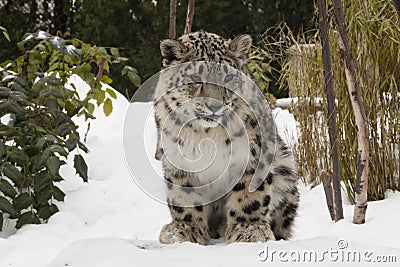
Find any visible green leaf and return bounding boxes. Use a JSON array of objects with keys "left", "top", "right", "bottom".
[
  {"left": 77, "top": 140, "right": 89, "bottom": 153},
  {"left": 8, "top": 147, "right": 29, "bottom": 164},
  {"left": 100, "top": 75, "right": 112, "bottom": 84},
  {"left": 41, "top": 98, "right": 59, "bottom": 109},
  {"left": 37, "top": 204, "right": 59, "bottom": 220},
  {"left": 5, "top": 100, "right": 26, "bottom": 116},
  {"left": 36, "top": 185, "right": 52, "bottom": 205},
  {"left": 57, "top": 123, "right": 72, "bottom": 137},
  {"left": 127, "top": 70, "right": 141, "bottom": 87},
  {"left": 34, "top": 171, "right": 51, "bottom": 191},
  {"left": 87, "top": 102, "right": 95, "bottom": 114},
  {"left": 3, "top": 163, "right": 24, "bottom": 185},
  {"left": 106, "top": 88, "right": 117, "bottom": 99},
  {"left": 40, "top": 147, "right": 51, "bottom": 165},
  {"left": 103, "top": 98, "right": 113, "bottom": 117},
  {"left": 0, "top": 196, "right": 14, "bottom": 214},
  {"left": 0, "top": 179, "right": 17, "bottom": 198},
  {"left": 10, "top": 82, "right": 28, "bottom": 94},
  {"left": 0, "top": 140, "right": 5, "bottom": 158},
  {"left": 65, "top": 138, "right": 77, "bottom": 151},
  {"left": 92, "top": 89, "right": 105, "bottom": 105},
  {"left": 8, "top": 91, "right": 27, "bottom": 102},
  {"left": 14, "top": 192, "right": 32, "bottom": 210},
  {"left": 36, "top": 135, "right": 58, "bottom": 149},
  {"left": 46, "top": 156, "right": 60, "bottom": 175},
  {"left": 0, "top": 26, "right": 10, "bottom": 42},
  {"left": 16, "top": 211, "right": 39, "bottom": 229},
  {"left": 51, "top": 186, "right": 65, "bottom": 202},
  {"left": 74, "top": 154, "right": 88, "bottom": 182},
  {"left": 33, "top": 76, "right": 63, "bottom": 91},
  {"left": 65, "top": 100, "right": 76, "bottom": 115},
  {"left": 122, "top": 66, "right": 137, "bottom": 76},
  {"left": 110, "top": 47, "right": 120, "bottom": 57},
  {"left": 50, "top": 144, "right": 68, "bottom": 157}
]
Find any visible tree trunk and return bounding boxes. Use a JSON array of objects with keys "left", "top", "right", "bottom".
[
  {"left": 317, "top": 0, "right": 343, "bottom": 222},
  {"left": 53, "top": 0, "right": 68, "bottom": 34},
  {"left": 393, "top": 0, "right": 400, "bottom": 19},
  {"left": 169, "top": 0, "right": 177, "bottom": 39},
  {"left": 332, "top": 0, "right": 369, "bottom": 224},
  {"left": 321, "top": 170, "right": 335, "bottom": 221},
  {"left": 184, "top": 0, "right": 195, "bottom": 34}
]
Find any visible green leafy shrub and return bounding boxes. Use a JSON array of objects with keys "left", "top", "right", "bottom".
[{"left": 0, "top": 30, "right": 140, "bottom": 230}]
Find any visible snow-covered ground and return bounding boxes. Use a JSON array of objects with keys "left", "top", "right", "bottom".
[{"left": 1, "top": 78, "right": 399, "bottom": 266}]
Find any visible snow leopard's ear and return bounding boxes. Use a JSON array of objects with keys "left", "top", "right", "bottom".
[
  {"left": 229, "top": 34, "right": 252, "bottom": 61},
  {"left": 160, "top": 39, "right": 188, "bottom": 67}
]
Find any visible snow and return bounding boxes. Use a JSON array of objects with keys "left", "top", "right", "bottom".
[
  {"left": 0, "top": 113, "right": 14, "bottom": 126},
  {"left": 1, "top": 76, "right": 399, "bottom": 266},
  {"left": 66, "top": 44, "right": 77, "bottom": 54},
  {"left": 22, "top": 33, "right": 34, "bottom": 41},
  {"left": 272, "top": 107, "right": 298, "bottom": 147},
  {"left": 37, "top": 30, "right": 50, "bottom": 40}
]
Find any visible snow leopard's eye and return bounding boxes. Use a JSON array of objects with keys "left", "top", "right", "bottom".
[{"left": 224, "top": 73, "right": 235, "bottom": 83}]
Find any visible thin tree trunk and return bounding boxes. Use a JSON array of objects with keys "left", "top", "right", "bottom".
[
  {"left": 53, "top": 0, "right": 68, "bottom": 34},
  {"left": 184, "top": 0, "right": 195, "bottom": 34},
  {"left": 317, "top": 0, "right": 343, "bottom": 222},
  {"left": 321, "top": 170, "right": 335, "bottom": 221},
  {"left": 393, "top": 0, "right": 400, "bottom": 19},
  {"left": 169, "top": 0, "right": 177, "bottom": 39},
  {"left": 332, "top": 0, "right": 369, "bottom": 224}
]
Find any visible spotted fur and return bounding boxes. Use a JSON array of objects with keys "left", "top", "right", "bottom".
[{"left": 154, "top": 31, "right": 299, "bottom": 245}]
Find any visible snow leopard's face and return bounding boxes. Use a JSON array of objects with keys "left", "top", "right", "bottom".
[{"left": 158, "top": 31, "right": 252, "bottom": 128}]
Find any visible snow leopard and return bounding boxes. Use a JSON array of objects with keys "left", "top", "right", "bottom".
[{"left": 153, "top": 31, "right": 299, "bottom": 245}]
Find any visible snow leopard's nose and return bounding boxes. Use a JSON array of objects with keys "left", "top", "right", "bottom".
[{"left": 205, "top": 100, "right": 224, "bottom": 114}]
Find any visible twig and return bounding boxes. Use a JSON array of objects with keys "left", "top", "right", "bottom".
[{"left": 93, "top": 57, "right": 106, "bottom": 89}]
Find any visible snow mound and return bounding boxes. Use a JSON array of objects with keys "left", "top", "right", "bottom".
[{"left": 1, "top": 76, "right": 399, "bottom": 266}]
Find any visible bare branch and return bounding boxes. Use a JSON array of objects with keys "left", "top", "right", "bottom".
[
  {"left": 169, "top": 0, "right": 177, "bottom": 39},
  {"left": 184, "top": 0, "right": 195, "bottom": 35}
]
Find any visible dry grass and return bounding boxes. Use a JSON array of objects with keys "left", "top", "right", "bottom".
[{"left": 252, "top": 0, "right": 400, "bottom": 202}]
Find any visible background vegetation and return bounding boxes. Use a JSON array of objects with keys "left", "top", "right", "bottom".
[
  {"left": 0, "top": 29, "right": 136, "bottom": 230},
  {"left": 252, "top": 0, "right": 400, "bottom": 202},
  {"left": 0, "top": 0, "right": 315, "bottom": 99}
]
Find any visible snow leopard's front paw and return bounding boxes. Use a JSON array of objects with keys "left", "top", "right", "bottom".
[
  {"left": 159, "top": 222, "right": 210, "bottom": 245},
  {"left": 225, "top": 223, "right": 275, "bottom": 243}
]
